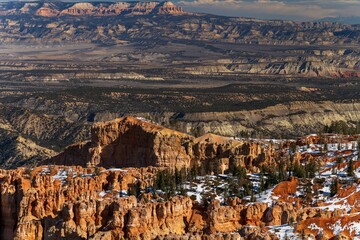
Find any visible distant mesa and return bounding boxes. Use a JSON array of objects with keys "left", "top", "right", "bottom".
[{"left": 0, "top": 1, "right": 188, "bottom": 17}]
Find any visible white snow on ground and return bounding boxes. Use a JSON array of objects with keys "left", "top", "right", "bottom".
[
  {"left": 52, "top": 168, "right": 74, "bottom": 183},
  {"left": 99, "top": 190, "right": 128, "bottom": 199},
  {"left": 184, "top": 175, "right": 232, "bottom": 203},
  {"left": 268, "top": 224, "right": 301, "bottom": 240},
  {"left": 41, "top": 166, "right": 95, "bottom": 180},
  {"left": 320, "top": 169, "right": 333, "bottom": 177},
  {"left": 81, "top": 173, "right": 94, "bottom": 178},
  {"left": 254, "top": 187, "right": 276, "bottom": 206},
  {"left": 102, "top": 168, "right": 128, "bottom": 172},
  {"left": 316, "top": 190, "right": 352, "bottom": 212},
  {"left": 99, "top": 191, "right": 107, "bottom": 197},
  {"left": 330, "top": 220, "right": 343, "bottom": 236},
  {"left": 309, "top": 223, "right": 324, "bottom": 235},
  {"left": 356, "top": 168, "right": 360, "bottom": 179},
  {"left": 40, "top": 167, "right": 50, "bottom": 175},
  {"left": 185, "top": 181, "right": 205, "bottom": 203},
  {"left": 347, "top": 222, "right": 360, "bottom": 237},
  {"left": 136, "top": 117, "right": 154, "bottom": 123}
]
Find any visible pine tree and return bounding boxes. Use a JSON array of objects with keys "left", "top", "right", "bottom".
[
  {"left": 278, "top": 159, "right": 287, "bottom": 181},
  {"left": 330, "top": 178, "right": 338, "bottom": 197},
  {"left": 288, "top": 155, "right": 294, "bottom": 177},
  {"left": 305, "top": 159, "right": 318, "bottom": 178},
  {"left": 290, "top": 142, "right": 297, "bottom": 154},
  {"left": 250, "top": 190, "right": 256, "bottom": 202},
  {"left": 293, "top": 161, "right": 305, "bottom": 179},
  {"left": 128, "top": 181, "right": 141, "bottom": 197},
  {"left": 260, "top": 171, "right": 265, "bottom": 192},
  {"left": 336, "top": 157, "right": 343, "bottom": 165},
  {"left": 347, "top": 158, "right": 355, "bottom": 177},
  {"left": 267, "top": 165, "right": 279, "bottom": 186},
  {"left": 304, "top": 160, "right": 308, "bottom": 178}
]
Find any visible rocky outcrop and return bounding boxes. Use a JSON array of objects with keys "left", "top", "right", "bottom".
[
  {"left": 0, "top": 166, "right": 158, "bottom": 240},
  {"left": 50, "top": 116, "right": 194, "bottom": 169},
  {"left": 1, "top": 158, "right": 360, "bottom": 239},
  {"left": 0, "top": 166, "right": 282, "bottom": 239},
  {"left": 48, "top": 117, "right": 274, "bottom": 172}
]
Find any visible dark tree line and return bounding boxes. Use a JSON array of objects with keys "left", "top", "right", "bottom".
[{"left": 323, "top": 121, "right": 360, "bottom": 135}]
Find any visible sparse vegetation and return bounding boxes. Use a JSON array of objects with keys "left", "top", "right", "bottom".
[{"left": 324, "top": 121, "right": 360, "bottom": 135}]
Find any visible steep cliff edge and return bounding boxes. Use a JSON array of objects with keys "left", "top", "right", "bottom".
[
  {"left": 50, "top": 116, "right": 194, "bottom": 169},
  {"left": 48, "top": 116, "right": 273, "bottom": 172}
]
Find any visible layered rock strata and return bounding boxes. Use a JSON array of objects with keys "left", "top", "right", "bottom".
[{"left": 49, "top": 117, "right": 274, "bottom": 172}]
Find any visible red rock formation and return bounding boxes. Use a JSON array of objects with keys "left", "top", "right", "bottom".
[
  {"left": 50, "top": 117, "right": 194, "bottom": 169},
  {"left": 0, "top": 166, "right": 158, "bottom": 239},
  {"left": 49, "top": 117, "right": 276, "bottom": 173},
  {"left": 0, "top": 166, "right": 262, "bottom": 239},
  {"left": 36, "top": 7, "right": 60, "bottom": 17}
]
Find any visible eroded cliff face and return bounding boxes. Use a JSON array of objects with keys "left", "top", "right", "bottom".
[
  {"left": 2, "top": 119, "right": 360, "bottom": 239},
  {"left": 49, "top": 116, "right": 273, "bottom": 172},
  {"left": 50, "top": 117, "right": 194, "bottom": 170},
  {"left": 0, "top": 165, "right": 281, "bottom": 240},
  {"left": 4, "top": 166, "right": 354, "bottom": 240},
  {"left": 164, "top": 101, "right": 360, "bottom": 138},
  {"left": 0, "top": 166, "right": 156, "bottom": 240}
]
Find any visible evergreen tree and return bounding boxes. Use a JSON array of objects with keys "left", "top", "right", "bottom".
[
  {"left": 128, "top": 181, "right": 142, "bottom": 197},
  {"left": 347, "top": 158, "right": 355, "bottom": 177},
  {"left": 288, "top": 155, "right": 294, "bottom": 177},
  {"left": 259, "top": 171, "right": 265, "bottom": 192},
  {"left": 250, "top": 190, "right": 256, "bottom": 202},
  {"left": 199, "top": 163, "right": 207, "bottom": 176},
  {"left": 175, "top": 168, "right": 186, "bottom": 190},
  {"left": 278, "top": 159, "right": 287, "bottom": 181},
  {"left": 266, "top": 165, "right": 279, "bottom": 187},
  {"left": 188, "top": 164, "right": 198, "bottom": 182},
  {"left": 290, "top": 142, "right": 297, "bottom": 154},
  {"left": 233, "top": 165, "right": 247, "bottom": 180},
  {"left": 336, "top": 157, "right": 343, "bottom": 165},
  {"left": 305, "top": 159, "right": 318, "bottom": 179},
  {"left": 228, "top": 177, "right": 240, "bottom": 198},
  {"left": 155, "top": 170, "right": 167, "bottom": 192},
  {"left": 330, "top": 178, "right": 338, "bottom": 197},
  {"left": 293, "top": 161, "right": 305, "bottom": 179},
  {"left": 243, "top": 180, "right": 252, "bottom": 197}
]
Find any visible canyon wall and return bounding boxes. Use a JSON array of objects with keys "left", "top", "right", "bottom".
[{"left": 48, "top": 116, "right": 273, "bottom": 172}]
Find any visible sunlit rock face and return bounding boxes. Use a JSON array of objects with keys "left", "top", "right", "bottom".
[{"left": 0, "top": 1, "right": 187, "bottom": 17}]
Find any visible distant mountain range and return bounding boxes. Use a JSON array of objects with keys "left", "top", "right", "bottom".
[
  {"left": 0, "top": 1, "right": 188, "bottom": 17},
  {"left": 0, "top": 1, "right": 359, "bottom": 47},
  {"left": 319, "top": 16, "right": 360, "bottom": 25}
]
